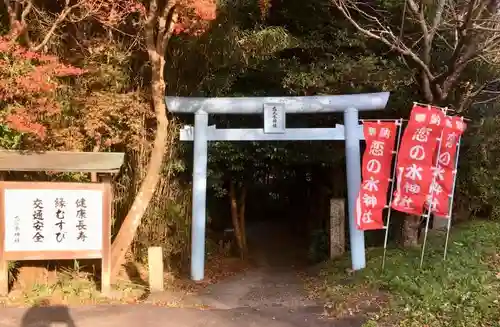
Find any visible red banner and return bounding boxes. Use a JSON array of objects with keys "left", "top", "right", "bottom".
[
  {"left": 391, "top": 105, "right": 445, "bottom": 215},
  {"left": 430, "top": 116, "right": 466, "bottom": 217},
  {"left": 356, "top": 121, "right": 398, "bottom": 230}
]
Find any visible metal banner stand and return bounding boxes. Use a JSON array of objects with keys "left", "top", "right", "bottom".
[
  {"left": 381, "top": 118, "right": 404, "bottom": 271},
  {"left": 419, "top": 107, "right": 448, "bottom": 268},
  {"left": 443, "top": 118, "right": 465, "bottom": 260}
]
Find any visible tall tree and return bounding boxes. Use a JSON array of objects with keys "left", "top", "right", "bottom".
[
  {"left": 108, "top": 0, "right": 216, "bottom": 276},
  {"left": 331, "top": 0, "right": 500, "bottom": 246},
  {"left": 1, "top": 0, "right": 216, "bottom": 275},
  {"left": 332, "top": 0, "right": 500, "bottom": 107}
]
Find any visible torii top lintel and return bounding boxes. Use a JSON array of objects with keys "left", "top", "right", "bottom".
[{"left": 165, "top": 92, "right": 390, "bottom": 114}]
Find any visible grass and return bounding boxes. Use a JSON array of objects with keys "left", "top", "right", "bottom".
[
  {"left": 1, "top": 264, "right": 146, "bottom": 307},
  {"left": 319, "top": 220, "right": 500, "bottom": 327},
  {"left": 1, "top": 253, "right": 250, "bottom": 308}
]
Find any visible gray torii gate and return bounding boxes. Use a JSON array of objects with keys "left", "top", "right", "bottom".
[{"left": 165, "top": 93, "right": 390, "bottom": 280}]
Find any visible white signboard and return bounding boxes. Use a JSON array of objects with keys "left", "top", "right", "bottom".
[
  {"left": 263, "top": 103, "right": 286, "bottom": 134},
  {"left": 3, "top": 189, "right": 103, "bottom": 252}
]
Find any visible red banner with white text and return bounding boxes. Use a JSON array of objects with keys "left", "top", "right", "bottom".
[
  {"left": 391, "top": 105, "right": 445, "bottom": 215},
  {"left": 356, "top": 121, "right": 398, "bottom": 230},
  {"left": 429, "top": 116, "right": 466, "bottom": 217}
]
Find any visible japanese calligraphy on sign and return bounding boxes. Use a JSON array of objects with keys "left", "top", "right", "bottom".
[
  {"left": 2, "top": 185, "right": 104, "bottom": 252},
  {"left": 391, "top": 105, "right": 445, "bottom": 215},
  {"left": 428, "top": 115, "right": 466, "bottom": 217},
  {"left": 356, "top": 121, "right": 398, "bottom": 230},
  {"left": 263, "top": 103, "right": 286, "bottom": 134},
  {"left": 0, "top": 152, "right": 120, "bottom": 297}
]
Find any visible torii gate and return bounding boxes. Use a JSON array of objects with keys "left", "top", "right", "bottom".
[{"left": 165, "top": 93, "right": 390, "bottom": 280}]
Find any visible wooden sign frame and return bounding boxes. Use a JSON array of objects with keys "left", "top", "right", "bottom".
[{"left": 0, "top": 181, "right": 112, "bottom": 296}]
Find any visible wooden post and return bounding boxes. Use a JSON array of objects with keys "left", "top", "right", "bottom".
[
  {"left": 148, "top": 246, "right": 164, "bottom": 292},
  {"left": 0, "top": 181, "right": 7, "bottom": 296},
  {"left": 0, "top": 260, "right": 7, "bottom": 296},
  {"left": 329, "top": 198, "right": 346, "bottom": 259},
  {"left": 100, "top": 175, "right": 112, "bottom": 295}
]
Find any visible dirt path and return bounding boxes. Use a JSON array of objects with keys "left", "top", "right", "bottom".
[
  {"left": 190, "top": 220, "right": 317, "bottom": 309},
  {"left": 1, "top": 303, "right": 364, "bottom": 327},
  {"left": 0, "top": 221, "right": 365, "bottom": 327},
  {"left": 174, "top": 220, "right": 365, "bottom": 326}
]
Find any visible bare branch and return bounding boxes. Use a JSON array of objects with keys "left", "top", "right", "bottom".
[
  {"left": 398, "top": 0, "right": 407, "bottom": 40},
  {"left": 145, "top": 0, "right": 159, "bottom": 53},
  {"left": 430, "top": 0, "right": 447, "bottom": 38},
  {"left": 333, "top": 0, "right": 500, "bottom": 105},
  {"left": 473, "top": 93, "right": 500, "bottom": 105},
  {"left": 406, "top": 0, "right": 429, "bottom": 37},
  {"left": 4, "top": 0, "right": 17, "bottom": 28},
  {"left": 20, "top": 0, "right": 32, "bottom": 21},
  {"left": 161, "top": 10, "right": 178, "bottom": 51},
  {"left": 157, "top": 1, "right": 178, "bottom": 53},
  {"left": 19, "top": 0, "right": 33, "bottom": 44},
  {"left": 30, "top": 0, "right": 81, "bottom": 52},
  {"left": 405, "top": 0, "right": 447, "bottom": 66},
  {"left": 459, "top": 77, "right": 500, "bottom": 111},
  {"left": 436, "top": 1, "right": 499, "bottom": 97},
  {"left": 436, "top": 1, "right": 481, "bottom": 83},
  {"left": 407, "top": 0, "right": 432, "bottom": 64},
  {"left": 332, "top": 0, "right": 434, "bottom": 79},
  {"left": 472, "top": 24, "right": 500, "bottom": 32}
]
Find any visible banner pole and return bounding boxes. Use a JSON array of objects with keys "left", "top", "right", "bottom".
[
  {"left": 443, "top": 130, "right": 463, "bottom": 260},
  {"left": 419, "top": 108, "right": 448, "bottom": 269},
  {"left": 382, "top": 118, "right": 404, "bottom": 271}
]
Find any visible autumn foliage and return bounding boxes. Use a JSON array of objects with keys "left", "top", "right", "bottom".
[
  {"left": 0, "top": 0, "right": 218, "bottom": 144},
  {"left": 0, "top": 37, "right": 84, "bottom": 140},
  {"left": 79, "top": 0, "right": 217, "bottom": 35},
  {"left": 1, "top": 0, "right": 219, "bottom": 276},
  {"left": 174, "top": 0, "right": 217, "bottom": 35}
]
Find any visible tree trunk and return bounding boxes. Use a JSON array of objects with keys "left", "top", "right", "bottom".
[
  {"left": 402, "top": 215, "right": 421, "bottom": 248},
  {"left": 109, "top": 0, "right": 180, "bottom": 276},
  {"left": 110, "top": 52, "right": 169, "bottom": 276},
  {"left": 229, "top": 181, "right": 248, "bottom": 259},
  {"left": 239, "top": 185, "right": 247, "bottom": 255}
]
